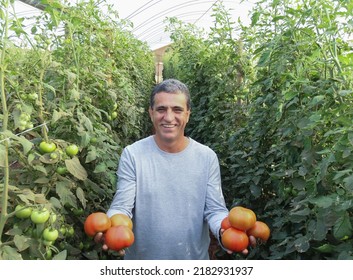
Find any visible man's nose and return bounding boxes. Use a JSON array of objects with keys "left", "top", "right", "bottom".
[{"left": 163, "top": 109, "right": 174, "bottom": 121}]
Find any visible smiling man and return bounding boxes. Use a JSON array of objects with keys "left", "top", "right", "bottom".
[{"left": 101, "top": 79, "right": 251, "bottom": 259}]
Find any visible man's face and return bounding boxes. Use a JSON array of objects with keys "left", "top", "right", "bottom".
[{"left": 149, "top": 91, "right": 190, "bottom": 146}]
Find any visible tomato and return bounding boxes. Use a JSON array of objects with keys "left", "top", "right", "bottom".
[
  {"left": 111, "top": 111, "right": 118, "bottom": 119},
  {"left": 110, "top": 214, "right": 133, "bottom": 230},
  {"left": 221, "top": 227, "right": 249, "bottom": 252},
  {"left": 50, "top": 152, "right": 58, "bottom": 159},
  {"left": 228, "top": 206, "right": 256, "bottom": 231},
  {"left": 66, "top": 144, "right": 79, "bottom": 156},
  {"left": 43, "top": 228, "right": 59, "bottom": 242},
  {"left": 15, "top": 205, "right": 32, "bottom": 219},
  {"left": 221, "top": 216, "right": 232, "bottom": 230},
  {"left": 56, "top": 166, "right": 67, "bottom": 175},
  {"left": 84, "top": 212, "right": 111, "bottom": 237},
  {"left": 45, "top": 248, "right": 52, "bottom": 259},
  {"left": 72, "top": 208, "right": 84, "bottom": 216},
  {"left": 247, "top": 221, "right": 270, "bottom": 242},
  {"left": 66, "top": 226, "right": 75, "bottom": 237},
  {"left": 39, "top": 141, "right": 57, "bottom": 153},
  {"left": 104, "top": 225, "right": 134, "bottom": 251},
  {"left": 30, "top": 208, "right": 50, "bottom": 224}
]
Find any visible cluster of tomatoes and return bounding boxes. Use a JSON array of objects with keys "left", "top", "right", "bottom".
[
  {"left": 84, "top": 212, "right": 134, "bottom": 251},
  {"left": 38, "top": 140, "right": 79, "bottom": 175},
  {"left": 221, "top": 206, "right": 270, "bottom": 253},
  {"left": 15, "top": 206, "right": 59, "bottom": 244}
]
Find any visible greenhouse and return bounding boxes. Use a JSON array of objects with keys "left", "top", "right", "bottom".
[{"left": 1, "top": 0, "right": 353, "bottom": 264}]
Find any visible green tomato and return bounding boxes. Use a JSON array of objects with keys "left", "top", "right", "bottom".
[
  {"left": 43, "top": 240, "right": 53, "bottom": 246},
  {"left": 28, "top": 93, "right": 38, "bottom": 101},
  {"left": 43, "top": 228, "right": 59, "bottom": 242},
  {"left": 15, "top": 205, "right": 33, "bottom": 219},
  {"left": 50, "top": 152, "right": 58, "bottom": 159},
  {"left": 111, "top": 111, "right": 118, "bottom": 119},
  {"left": 39, "top": 141, "right": 57, "bottom": 153},
  {"left": 30, "top": 208, "right": 50, "bottom": 224},
  {"left": 45, "top": 248, "right": 52, "bottom": 259},
  {"left": 59, "top": 226, "right": 66, "bottom": 235},
  {"left": 72, "top": 208, "right": 84, "bottom": 216},
  {"left": 90, "top": 137, "right": 98, "bottom": 144},
  {"left": 56, "top": 166, "right": 67, "bottom": 175},
  {"left": 49, "top": 213, "right": 57, "bottom": 223},
  {"left": 65, "top": 144, "right": 79, "bottom": 156},
  {"left": 66, "top": 226, "right": 74, "bottom": 237}
]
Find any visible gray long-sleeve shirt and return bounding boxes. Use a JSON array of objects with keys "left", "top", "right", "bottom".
[{"left": 107, "top": 135, "right": 228, "bottom": 259}]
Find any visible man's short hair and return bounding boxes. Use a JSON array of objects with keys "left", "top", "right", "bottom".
[{"left": 150, "top": 79, "right": 191, "bottom": 110}]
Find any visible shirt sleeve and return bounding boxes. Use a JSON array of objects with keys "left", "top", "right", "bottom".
[
  {"left": 204, "top": 152, "right": 229, "bottom": 243},
  {"left": 107, "top": 147, "right": 136, "bottom": 219}
]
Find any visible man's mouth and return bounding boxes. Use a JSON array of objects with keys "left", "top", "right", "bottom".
[{"left": 161, "top": 124, "right": 176, "bottom": 128}]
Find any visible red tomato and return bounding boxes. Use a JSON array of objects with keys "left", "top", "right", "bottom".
[
  {"left": 247, "top": 221, "right": 271, "bottom": 242},
  {"left": 221, "top": 216, "right": 232, "bottom": 230},
  {"left": 84, "top": 212, "right": 111, "bottom": 237},
  {"left": 110, "top": 214, "right": 133, "bottom": 230},
  {"left": 221, "top": 227, "right": 249, "bottom": 252},
  {"left": 104, "top": 225, "right": 134, "bottom": 251},
  {"left": 228, "top": 206, "right": 256, "bottom": 231}
]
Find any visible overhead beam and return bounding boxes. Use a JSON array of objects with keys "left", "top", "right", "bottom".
[{"left": 18, "top": 0, "right": 46, "bottom": 11}]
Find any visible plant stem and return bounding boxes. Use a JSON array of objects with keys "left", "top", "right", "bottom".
[{"left": 0, "top": 0, "right": 10, "bottom": 244}]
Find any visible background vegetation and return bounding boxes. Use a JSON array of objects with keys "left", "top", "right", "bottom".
[
  {"left": 1, "top": 0, "right": 353, "bottom": 260},
  {"left": 1, "top": 0, "right": 154, "bottom": 259},
  {"left": 164, "top": 0, "right": 353, "bottom": 259}
]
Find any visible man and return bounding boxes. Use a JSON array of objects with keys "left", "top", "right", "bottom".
[{"left": 97, "top": 79, "right": 253, "bottom": 259}]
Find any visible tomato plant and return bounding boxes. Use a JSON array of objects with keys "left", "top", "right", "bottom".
[
  {"left": 84, "top": 212, "right": 111, "bottom": 237},
  {"left": 221, "top": 227, "right": 249, "bottom": 253},
  {"left": 228, "top": 206, "right": 256, "bottom": 231},
  {"left": 110, "top": 214, "right": 133, "bottom": 230},
  {"left": 104, "top": 225, "right": 134, "bottom": 251},
  {"left": 30, "top": 208, "right": 50, "bottom": 224}
]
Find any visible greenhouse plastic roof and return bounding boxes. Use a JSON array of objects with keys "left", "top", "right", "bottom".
[{"left": 14, "top": 0, "right": 255, "bottom": 50}]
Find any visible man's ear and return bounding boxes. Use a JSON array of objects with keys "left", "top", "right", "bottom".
[
  {"left": 148, "top": 107, "right": 153, "bottom": 120},
  {"left": 186, "top": 110, "right": 191, "bottom": 123}
]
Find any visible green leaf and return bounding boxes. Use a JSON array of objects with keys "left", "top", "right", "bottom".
[
  {"left": 78, "top": 112, "right": 93, "bottom": 132},
  {"left": 333, "top": 212, "right": 353, "bottom": 240},
  {"left": 0, "top": 245, "right": 22, "bottom": 260},
  {"left": 309, "top": 196, "right": 334, "bottom": 208},
  {"left": 85, "top": 148, "right": 97, "bottom": 163},
  {"left": 14, "top": 235, "right": 30, "bottom": 252},
  {"left": 94, "top": 162, "right": 107, "bottom": 173},
  {"left": 52, "top": 109, "right": 70, "bottom": 124},
  {"left": 343, "top": 174, "right": 353, "bottom": 191},
  {"left": 65, "top": 157, "right": 88, "bottom": 181},
  {"left": 76, "top": 187, "right": 87, "bottom": 208},
  {"left": 257, "top": 50, "right": 272, "bottom": 67},
  {"left": 314, "top": 244, "right": 334, "bottom": 253},
  {"left": 53, "top": 250, "right": 67, "bottom": 260},
  {"left": 55, "top": 181, "right": 77, "bottom": 208},
  {"left": 294, "top": 235, "right": 310, "bottom": 253},
  {"left": 251, "top": 11, "right": 260, "bottom": 26},
  {"left": 310, "top": 95, "right": 325, "bottom": 105}
]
